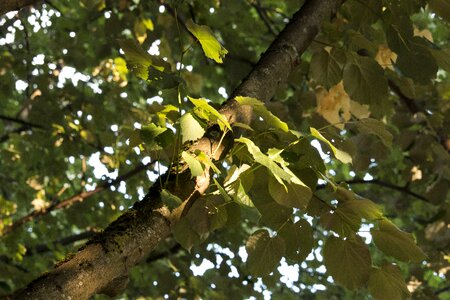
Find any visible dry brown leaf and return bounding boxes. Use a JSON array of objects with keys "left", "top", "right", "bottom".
[
  {"left": 316, "top": 81, "right": 351, "bottom": 129},
  {"left": 375, "top": 45, "right": 397, "bottom": 70}
]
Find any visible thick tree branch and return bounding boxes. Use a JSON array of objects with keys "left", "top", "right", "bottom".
[
  {"left": 0, "top": 0, "right": 41, "bottom": 16},
  {"left": 2, "top": 162, "right": 152, "bottom": 236},
  {"left": 16, "top": 1, "right": 344, "bottom": 298}
]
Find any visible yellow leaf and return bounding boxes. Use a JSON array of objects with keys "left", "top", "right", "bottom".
[
  {"left": 375, "top": 45, "right": 397, "bottom": 70},
  {"left": 316, "top": 82, "right": 351, "bottom": 129},
  {"left": 186, "top": 19, "right": 228, "bottom": 63},
  {"left": 414, "top": 27, "right": 433, "bottom": 42}
]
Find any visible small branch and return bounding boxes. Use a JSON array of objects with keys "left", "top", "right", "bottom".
[
  {"left": 0, "top": 114, "right": 45, "bottom": 129},
  {"left": 1, "top": 163, "right": 152, "bottom": 236},
  {"left": 388, "top": 80, "right": 420, "bottom": 113},
  {"left": 146, "top": 243, "right": 182, "bottom": 264},
  {"left": 318, "top": 178, "right": 428, "bottom": 202},
  {"left": 251, "top": 0, "right": 278, "bottom": 37}
]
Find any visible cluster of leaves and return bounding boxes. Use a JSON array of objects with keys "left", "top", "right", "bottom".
[{"left": 0, "top": 0, "right": 449, "bottom": 299}]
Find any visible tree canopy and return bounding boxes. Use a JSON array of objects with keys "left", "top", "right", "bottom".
[{"left": 0, "top": 0, "right": 449, "bottom": 299}]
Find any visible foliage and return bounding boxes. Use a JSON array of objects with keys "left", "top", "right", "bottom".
[{"left": 0, "top": 0, "right": 449, "bottom": 299}]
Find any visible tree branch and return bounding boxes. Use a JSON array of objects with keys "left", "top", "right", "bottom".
[
  {"left": 16, "top": 1, "right": 345, "bottom": 298},
  {"left": 317, "top": 178, "right": 428, "bottom": 202},
  {"left": 2, "top": 162, "right": 152, "bottom": 236},
  {"left": 0, "top": 0, "right": 41, "bottom": 16}
]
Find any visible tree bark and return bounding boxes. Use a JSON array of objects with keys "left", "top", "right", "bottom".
[
  {"left": 0, "top": 0, "right": 41, "bottom": 15},
  {"left": 15, "top": 0, "right": 344, "bottom": 298}
]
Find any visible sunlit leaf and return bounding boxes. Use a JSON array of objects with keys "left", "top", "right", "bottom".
[
  {"left": 189, "top": 97, "right": 231, "bottom": 131},
  {"left": 310, "top": 127, "right": 352, "bottom": 164},
  {"left": 186, "top": 19, "right": 228, "bottom": 63},
  {"left": 180, "top": 112, "right": 205, "bottom": 143},
  {"left": 182, "top": 151, "right": 204, "bottom": 177},
  {"left": 235, "top": 96, "right": 289, "bottom": 132}
]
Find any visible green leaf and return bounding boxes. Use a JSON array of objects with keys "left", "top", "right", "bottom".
[
  {"left": 429, "top": 47, "right": 450, "bottom": 73},
  {"left": 189, "top": 97, "right": 231, "bottom": 131},
  {"left": 186, "top": 19, "right": 228, "bottom": 63},
  {"left": 118, "top": 39, "right": 170, "bottom": 80},
  {"left": 268, "top": 176, "right": 311, "bottom": 210},
  {"left": 279, "top": 220, "right": 314, "bottom": 262},
  {"left": 395, "top": 38, "right": 438, "bottom": 83},
  {"left": 323, "top": 236, "right": 372, "bottom": 290},
  {"left": 205, "top": 196, "right": 228, "bottom": 231},
  {"left": 161, "top": 189, "right": 182, "bottom": 210},
  {"left": 196, "top": 151, "right": 221, "bottom": 174},
  {"left": 343, "top": 56, "right": 388, "bottom": 110},
  {"left": 321, "top": 198, "right": 383, "bottom": 237},
  {"left": 310, "top": 49, "right": 343, "bottom": 89},
  {"left": 224, "top": 165, "right": 254, "bottom": 207},
  {"left": 235, "top": 137, "right": 310, "bottom": 189},
  {"left": 310, "top": 127, "right": 352, "bottom": 164},
  {"left": 182, "top": 151, "right": 204, "bottom": 177},
  {"left": 180, "top": 112, "right": 205, "bottom": 143},
  {"left": 355, "top": 118, "right": 393, "bottom": 147},
  {"left": 371, "top": 219, "right": 427, "bottom": 262},
  {"left": 368, "top": 264, "right": 410, "bottom": 300},
  {"left": 246, "top": 229, "right": 285, "bottom": 277},
  {"left": 235, "top": 96, "right": 289, "bottom": 132},
  {"left": 173, "top": 218, "right": 200, "bottom": 252},
  {"left": 140, "top": 123, "right": 167, "bottom": 144}
]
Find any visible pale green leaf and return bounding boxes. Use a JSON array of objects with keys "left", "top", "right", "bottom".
[
  {"left": 355, "top": 118, "right": 393, "bottom": 147},
  {"left": 189, "top": 97, "right": 231, "bottom": 131},
  {"left": 180, "top": 112, "right": 205, "bottom": 143},
  {"left": 118, "top": 39, "right": 170, "bottom": 80},
  {"left": 310, "top": 127, "right": 352, "bottom": 164},
  {"left": 235, "top": 137, "right": 310, "bottom": 189},
  {"left": 368, "top": 264, "right": 410, "bottom": 300},
  {"left": 371, "top": 219, "right": 427, "bottom": 262},
  {"left": 182, "top": 151, "right": 204, "bottom": 177},
  {"left": 246, "top": 229, "right": 285, "bottom": 277},
  {"left": 196, "top": 151, "right": 221, "bottom": 174},
  {"left": 186, "top": 19, "right": 228, "bottom": 63},
  {"left": 323, "top": 236, "right": 372, "bottom": 290},
  {"left": 279, "top": 220, "right": 314, "bottom": 262},
  {"left": 235, "top": 96, "right": 289, "bottom": 132}
]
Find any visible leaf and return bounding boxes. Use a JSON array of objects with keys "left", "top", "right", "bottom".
[
  {"left": 161, "top": 189, "right": 182, "bottom": 210},
  {"left": 310, "top": 49, "right": 344, "bottom": 89},
  {"left": 268, "top": 176, "right": 311, "bottom": 210},
  {"left": 279, "top": 220, "right": 314, "bottom": 262},
  {"left": 355, "top": 118, "right": 393, "bottom": 147},
  {"left": 140, "top": 123, "right": 167, "bottom": 144},
  {"left": 315, "top": 82, "right": 351, "bottom": 129},
  {"left": 118, "top": 39, "right": 170, "bottom": 80},
  {"left": 180, "top": 112, "right": 205, "bottom": 143},
  {"left": 235, "top": 96, "right": 289, "bottom": 132},
  {"left": 429, "top": 47, "right": 450, "bottom": 73},
  {"left": 196, "top": 151, "right": 221, "bottom": 174},
  {"left": 368, "top": 264, "right": 410, "bottom": 300},
  {"left": 343, "top": 56, "right": 388, "bottom": 109},
  {"left": 189, "top": 97, "right": 231, "bottom": 131},
  {"left": 173, "top": 218, "right": 200, "bottom": 252},
  {"left": 205, "top": 196, "right": 228, "bottom": 231},
  {"left": 322, "top": 198, "right": 383, "bottom": 237},
  {"left": 246, "top": 229, "right": 285, "bottom": 277},
  {"left": 235, "top": 137, "right": 311, "bottom": 189},
  {"left": 323, "top": 236, "right": 372, "bottom": 290},
  {"left": 182, "top": 151, "right": 204, "bottom": 177},
  {"left": 371, "top": 219, "right": 427, "bottom": 262},
  {"left": 310, "top": 127, "right": 352, "bottom": 164},
  {"left": 186, "top": 19, "right": 228, "bottom": 63}
]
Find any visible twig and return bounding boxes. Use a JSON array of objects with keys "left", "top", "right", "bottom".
[
  {"left": 318, "top": 178, "right": 428, "bottom": 202},
  {"left": 251, "top": 0, "right": 278, "bottom": 37},
  {"left": 1, "top": 163, "right": 152, "bottom": 236},
  {"left": 0, "top": 114, "right": 45, "bottom": 129}
]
